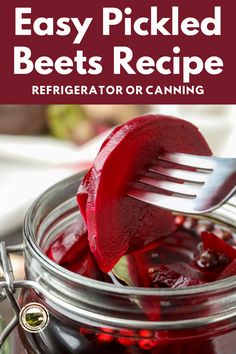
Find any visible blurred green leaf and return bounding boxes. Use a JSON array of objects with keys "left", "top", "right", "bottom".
[
  {"left": 112, "top": 256, "right": 135, "bottom": 286},
  {"left": 47, "top": 105, "right": 87, "bottom": 139}
]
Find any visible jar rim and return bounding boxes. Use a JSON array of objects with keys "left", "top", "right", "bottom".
[{"left": 23, "top": 173, "right": 236, "bottom": 298}]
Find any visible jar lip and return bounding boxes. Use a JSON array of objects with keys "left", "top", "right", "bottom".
[{"left": 24, "top": 173, "right": 236, "bottom": 297}]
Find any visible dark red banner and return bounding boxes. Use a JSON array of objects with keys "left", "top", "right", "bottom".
[{"left": 0, "top": 0, "right": 235, "bottom": 103}]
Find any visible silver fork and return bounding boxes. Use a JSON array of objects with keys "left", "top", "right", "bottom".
[{"left": 128, "top": 153, "right": 236, "bottom": 214}]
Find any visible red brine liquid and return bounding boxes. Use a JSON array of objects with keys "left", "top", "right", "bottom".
[
  {"left": 46, "top": 215, "right": 236, "bottom": 286},
  {"left": 40, "top": 215, "right": 236, "bottom": 354}
]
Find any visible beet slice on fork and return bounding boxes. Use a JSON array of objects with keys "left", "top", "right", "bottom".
[{"left": 77, "top": 115, "right": 211, "bottom": 272}]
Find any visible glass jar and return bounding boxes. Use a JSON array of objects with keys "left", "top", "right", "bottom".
[{"left": 1, "top": 173, "right": 236, "bottom": 354}]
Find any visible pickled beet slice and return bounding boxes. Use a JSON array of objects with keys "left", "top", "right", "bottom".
[
  {"left": 217, "top": 259, "right": 236, "bottom": 280},
  {"left": 78, "top": 125, "right": 125, "bottom": 223},
  {"left": 152, "top": 265, "right": 204, "bottom": 288},
  {"left": 77, "top": 115, "right": 211, "bottom": 272},
  {"left": 64, "top": 253, "right": 103, "bottom": 280},
  {"left": 46, "top": 217, "right": 88, "bottom": 264},
  {"left": 201, "top": 232, "right": 236, "bottom": 260},
  {"left": 46, "top": 219, "right": 104, "bottom": 280}
]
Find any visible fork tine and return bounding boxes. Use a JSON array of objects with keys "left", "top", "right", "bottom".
[
  {"left": 149, "top": 166, "right": 209, "bottom": 183},
  {"left": 139, "top": 176, "right": 200, "bottom": 196},
  {"left": 159, "top": 153, "right": 215, "bottom": 170},
  {"left": 127, "top": 188, "right": 196, "bottom": 214}
]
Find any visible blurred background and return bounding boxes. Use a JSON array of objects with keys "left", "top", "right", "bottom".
[
  {"left": 0, "top": 104, "right": 236, "bottom": 352},
  {"left": 0, "top": 104, "right": 236, "bottom": 239}
]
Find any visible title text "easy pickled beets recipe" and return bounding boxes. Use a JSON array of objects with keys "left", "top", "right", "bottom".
[{"left": 14, "top": 6, "right": 223, "bottom": 83}]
